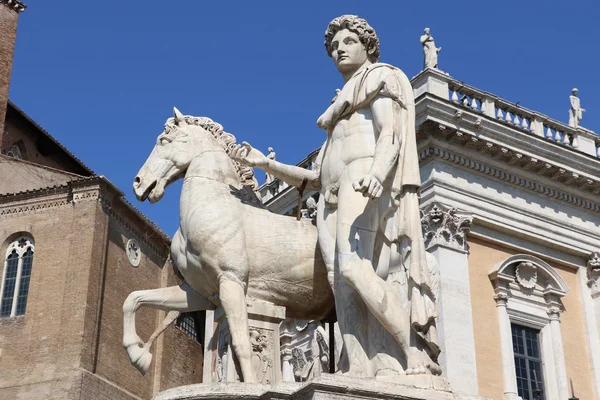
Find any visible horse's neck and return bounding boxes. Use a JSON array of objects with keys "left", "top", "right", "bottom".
[{"left": 180, "top": 149, "right": 241, "bottom": 213}]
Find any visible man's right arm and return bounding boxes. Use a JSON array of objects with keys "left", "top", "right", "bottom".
[{"left": 233, "top": 142, "right": 323, "bottom": 190}]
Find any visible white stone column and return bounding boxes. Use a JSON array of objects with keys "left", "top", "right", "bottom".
[
  {"left": 546, "top": 306, "right": 569, "bottom": 399},
  {"left": 421, "top": 203, "right": 478, "bottom": 395},
  {"left": 279, "top": 321, "right": 296, "bottom": 382},
  {"left": 493, "top": 292, "right": 520, "bottom": 400}
]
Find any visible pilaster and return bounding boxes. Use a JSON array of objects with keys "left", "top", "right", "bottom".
[
  {"left": 581, "top": 252, "right": 600, "bottom": 400},
  {"left": 492, "top": 290, "right": 520, "bottom": 400},
  {"left": 421, "top": 203, "right": 478, "bottom": 395}
]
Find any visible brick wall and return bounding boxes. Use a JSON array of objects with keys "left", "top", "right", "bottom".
[
  {"left": 0, "top": 3, "right": 19, "bottom": 141},
  {"left": 0, "top": 182, "right": 203, "bottom": 399},
  {"left": 2, "top": 105, "right": 91, "bottom": 175}
]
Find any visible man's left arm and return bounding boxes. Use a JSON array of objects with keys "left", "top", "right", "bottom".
[{"left": 353, "top": 95, "right": 400, "bottom": 198}]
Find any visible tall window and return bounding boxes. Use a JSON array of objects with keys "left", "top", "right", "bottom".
[
  {"left": 0, "top": 237, "right": 34, "bottom": 318},
  {"left": 512, "top": 324, "right": 544, "bottom": 399}
]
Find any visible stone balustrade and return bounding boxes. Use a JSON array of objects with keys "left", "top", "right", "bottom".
[{"left": 413, "top": 68, "right": 598, "bottom": 158}]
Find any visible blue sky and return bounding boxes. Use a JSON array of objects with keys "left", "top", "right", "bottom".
[{"left": 9, "top": 1, "right": 600, "bottom": 236}]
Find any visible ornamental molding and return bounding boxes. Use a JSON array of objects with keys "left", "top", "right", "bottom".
[
  {"left": 418, "top": 118, "right": 600, "bottom": 197},
  {"left": 515, "top": 261, "right": 538, "bottom": 289},
  {"left": 587, "top": 251, "right": 600, "bottom": 295},
  {"left": 0, "top": 0, "right": 26, "bottom": 12},
  {"left": 421, "top": 202, "right": 472, "bottom": 251},
  {"left": 0, "top": 182, "right": 168, "bottom": 258},
  {"left": 419, "top": 146, "right": 600, "bottom": 215}
]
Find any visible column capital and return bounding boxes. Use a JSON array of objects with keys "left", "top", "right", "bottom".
[
  {"left": 587, "top": 251, "right": 600, "bottom": 296},
  {"left": 547, "top": 306, "right": 562, "bottom": 321},
  {"left": 421, "top": 202, "right": 472, "bottom": 252},
  {"left": 493, "top": 292, "right": 509, "bottom": 307}
]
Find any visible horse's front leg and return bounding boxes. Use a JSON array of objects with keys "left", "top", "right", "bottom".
[
  {"left": 219, "top": 277, "right": 255, "bottom": 383},
  {"left": 122, "top": 283, "right": 215, "bottom": 374}
]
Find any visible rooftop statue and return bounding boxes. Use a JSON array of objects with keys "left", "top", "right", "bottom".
[
  {"left": 569, "top": 88, "right": 585, "bottom": 128},
  {"left": 234, "top": 15, "right": 441, "bottom": 377},
  {"left": 265, "top": 147, "right": 276, "bottom": 183},
  {"left": 420, "top": 27, "right": 441, "bottom": 70},
  {"left": 123, "top": 110, "right": 334, "bottom": 382}
]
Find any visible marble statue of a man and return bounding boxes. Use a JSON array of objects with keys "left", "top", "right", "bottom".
[
  {"left": 420, "top": 28, "right": 441, "bottom": 69},
  {"left": 233, "top": 15, "right": 441, "bottom": 377},
  {"left": 569, "top": 88, "right": 585, "bottom": 128}
]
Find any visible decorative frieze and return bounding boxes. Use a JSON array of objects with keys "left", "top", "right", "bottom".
[
  {"left": 419, "top": 146, "right": 600, "bottom": 214},
  {"left": 421, "top": 203, "right": 472, "bottom": 251}
]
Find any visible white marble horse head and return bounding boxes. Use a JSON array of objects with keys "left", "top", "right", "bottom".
[{"left": 133, "top": 107, "right": 257, "bottom": 203}]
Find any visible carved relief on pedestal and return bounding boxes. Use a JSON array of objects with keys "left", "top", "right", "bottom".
[
  {"left": 250, "top": 328, "right": 274, "bottom": 384},
  {"left": 280, "top": 319, "right": 330, "bottom": 382},
  {"left": 587, "top": 251, "right": 600, "bottom": 295},
  {"left": 421, "top": 203, "right": 472, "bottom": 251}
]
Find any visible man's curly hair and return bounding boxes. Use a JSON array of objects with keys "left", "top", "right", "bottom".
[{"left": 324, "top": 15, "right": 380, "bottom": 63}]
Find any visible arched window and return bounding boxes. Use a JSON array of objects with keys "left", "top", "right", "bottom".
[
  {"left": 6, "top": 145, "right": 22, "bottom": 159},
  {"left": 0, "top": 237, "right": 35, "bottom": 317},
  {"left": 489, "top": 254, "right": 569, "bottom": 400}
]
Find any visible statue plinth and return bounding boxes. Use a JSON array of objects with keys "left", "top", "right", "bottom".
[
  {"left": 203, "top": 300, "right": 286, "bottom": 385},
  {"left": 155, "top": 373, "right": 490, "bottom": 400}
]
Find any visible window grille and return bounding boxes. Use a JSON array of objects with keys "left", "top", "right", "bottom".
[
  {"left": 512, "top": 324, "right": 544, "bottom": 399},
  {"left": 176, "top": 311, "right": 205, "bottom": 344},
  {"left": 0, "top": 237, "right": 35, "bottom": 318}
]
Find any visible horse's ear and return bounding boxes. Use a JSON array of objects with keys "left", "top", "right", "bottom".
[{"left": 173, "top": 107, "right": 186, "bottom": 125}]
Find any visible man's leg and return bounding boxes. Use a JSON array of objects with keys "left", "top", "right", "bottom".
[{"left": 335, "top": 176, "right": 412, "bottom": 357}]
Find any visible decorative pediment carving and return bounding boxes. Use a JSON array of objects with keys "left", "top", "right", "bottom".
[{"left": 421, "top": 203, "right": 472, "bottom": 251}]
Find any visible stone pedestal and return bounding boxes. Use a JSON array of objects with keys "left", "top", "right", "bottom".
[
  {"left": 202, "top": 299, "right": 286, "bottom": 385},
  {"left": 155, "top": 374, "right": 491, "bottom": 400}
]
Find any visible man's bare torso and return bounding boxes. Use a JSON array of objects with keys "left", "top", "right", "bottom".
[{"left": 320, "top": 107, "right": 380, "bottom": 190}]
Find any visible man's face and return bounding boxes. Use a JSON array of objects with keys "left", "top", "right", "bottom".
[{"left": 330, "top": 29, "right": 369, "bottom": 74}]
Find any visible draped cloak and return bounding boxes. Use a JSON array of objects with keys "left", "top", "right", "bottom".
[{"left": 317, "top": 63, "right": 440, "bottom": 361}]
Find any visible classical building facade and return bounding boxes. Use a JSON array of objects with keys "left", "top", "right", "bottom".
[
  {"left": 259, "top": 68, "right": 600, "bottom": 400},
  {"left": 0, "top": 3, "right": 204, "bottom": 399}
]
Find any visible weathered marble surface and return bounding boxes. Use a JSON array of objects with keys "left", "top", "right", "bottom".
[
  {"left": 154, "top": 374, "right": 490, "bottom": 400},
  {"left": 124, "top": 110, "right": 334, "bottom": 382},
  {"left": 203, "top": 300, "right": 286, "bottom": 385},
  {"left": 234, "top": 15, "right": 442, "bottom": 378}
]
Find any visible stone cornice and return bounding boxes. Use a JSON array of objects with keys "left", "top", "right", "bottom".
[
  {"left": 0, "top": 178, "right": 169, "bottom": 257},
  {"left": 419, "top": 116, "right": 600, "bottom": 197},
  {"left": 416, "top": 97, "right": 600, "bottom": 180},
  {"left": 419, "top": 145, "right": 600, "bottom": 215},
  {"left": 1, "top": 0, "right": 26, "bottom": 12}
]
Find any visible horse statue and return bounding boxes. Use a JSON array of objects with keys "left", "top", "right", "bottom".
[{"left": 123, "top": 108, "right": 334, "bottom": 383}]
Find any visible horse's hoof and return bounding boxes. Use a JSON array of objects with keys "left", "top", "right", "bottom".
[{"left": 125, "top": 344, "right": 153, "bottom": 375}]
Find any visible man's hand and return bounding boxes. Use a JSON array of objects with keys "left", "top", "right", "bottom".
[
  {"left": 353, "top": 174, "right": 383, "bottom": 199},
  {"left": 231, "top": 142, "right": 268, "bottom": 168}
]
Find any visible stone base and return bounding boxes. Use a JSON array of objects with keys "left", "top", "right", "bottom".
[{"left": 155, "top": 374, "right": 492, "bottom": 400}]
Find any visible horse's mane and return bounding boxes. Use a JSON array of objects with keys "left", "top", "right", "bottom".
[{"left": 163, "top": 116, "right": 258, "bottom": 190}]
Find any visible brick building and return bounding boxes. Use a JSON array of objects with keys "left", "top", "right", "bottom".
[{"left": 0, "top": 2, "right": 203, "bottom": 399}]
